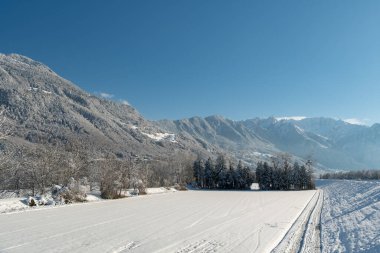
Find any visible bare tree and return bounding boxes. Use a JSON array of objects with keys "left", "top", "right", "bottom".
[
  {"left": 63, "top": 141, "right": 90, "bottom": 183},
  {"left": 0, "top": 108, "right": 12, "bottom": 191},
  {"left": 171, "top": 151, "right": 195, "bottom": 186},
  {"left": 0, "top": 108, "right": 9, "bottom": 140}
]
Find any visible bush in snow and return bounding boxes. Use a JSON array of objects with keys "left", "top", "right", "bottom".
[
  {"left": 38, "top": 196, "right": 48, "bottom": 205},
  {"left": 100, "top": 180, "right": 123, "bottom": 199},
  {"left": 28, "top": 196, "right": 37, "bottom": 207},
  {"left": 132, "top": 179, "right": 146, "bottom": 195},
  {"left": 52, "top": 177, "right": 89, "bottom": 203},
  {"left": 27, "top": 195, "right": 52, "bottom": 206}
]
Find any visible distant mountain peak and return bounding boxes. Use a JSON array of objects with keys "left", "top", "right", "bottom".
[
  {"left": 275, "top": 116, "right": 307, "bottom": 121},
  {"left": 342, "top": 118, "right": 369, "bottom": 126}
]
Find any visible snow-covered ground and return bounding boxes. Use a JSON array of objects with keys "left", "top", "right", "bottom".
[
  {"left": 0, "top": 198, "right": 28, "bottom": 214},
  {"left": 141, "top": 132, "right": 176, "bottom": 142},
  {"left": 272, "top": 190, "right": 323, "bottom": 253},
  {"left": 0, "top": 193, "right": 102, "bottom": 214},
  {"left": 318, "top": 180, "right": 380, "bottom": 253},
  {"left": 0, "top": 190, "right": 315, "bottom": 253}
]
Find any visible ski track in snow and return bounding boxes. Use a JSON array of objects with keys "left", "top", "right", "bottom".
[
  {"left": 271, "top": 190, "right": 323, "bottom": 253},
  {"left": 0, "top": 190, "right": 315, "bottom": 253},
  {"left": 319, "top": 180, "right": 380, "bottom": 253}
]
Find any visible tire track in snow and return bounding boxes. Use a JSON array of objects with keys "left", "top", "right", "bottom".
[
  {"left": 299, "top": 190, "right": 323, "bottom": 253},
  {"left": 271, "top": 190, "right": 320, "bottom": 253}
]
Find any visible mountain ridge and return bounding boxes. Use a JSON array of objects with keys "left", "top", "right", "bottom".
[
  {"left": 1, "top": 53, "right": 379, "bottom": 171},
  {"left": 156, "top": 115, "right": 379, "bottom": 170},
  {"left": 0, "top": 53, "right": 211, "bottom": 162}
]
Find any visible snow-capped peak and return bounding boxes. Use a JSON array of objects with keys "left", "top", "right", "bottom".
[
  {"left": 276, "top": 116, "right": 307, "bottom": 121},
  {"left": 343, "top": 118, "right": 368, "bottom": 126}
]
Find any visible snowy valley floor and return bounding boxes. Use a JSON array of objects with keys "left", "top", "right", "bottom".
[
  {"left": 0, "top": 190, "right": 315, "bottom": 253},
  {"left": 319, "top": 180, "right": 380, "bottom": 253}
]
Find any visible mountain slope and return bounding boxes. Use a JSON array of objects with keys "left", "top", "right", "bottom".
[{"left": 0, "top": 53, "right": 209, "bottom": 160}]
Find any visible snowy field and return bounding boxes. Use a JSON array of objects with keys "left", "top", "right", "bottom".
[
  {"left": 0, "top": 190, "right": 315, "bottom": 253},
  {"left": 319, "top": 180, "right": 380, "bottom": 253}
]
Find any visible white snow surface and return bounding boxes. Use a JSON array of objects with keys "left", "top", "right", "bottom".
[
  {"left": 0, "top": 194, "right": 101, "bottom": 214},
  {"left": 252, "top": 151, "right": 273, "bottom": 158},
  {"left": 276, "top": 116, "right": 307, "bottom": 121},
  {"left": 0, "top": 190, "right": 315, "bottom": 253},
  {"left": 0, "top": 198, "right": 28, "bottom": 214},
  {"left": 146, "top": 187, "right": 177, "bottom": 194},
  {"left": 141, "top": 132, "right": 176, "bottom": 142},
  {"left": 319, "top": 180, "right": 380, "bottom": 253}
]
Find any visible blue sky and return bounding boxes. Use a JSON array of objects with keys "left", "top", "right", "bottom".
[{"left": 1, "top": 0, "right": 380, "bottom": 124}]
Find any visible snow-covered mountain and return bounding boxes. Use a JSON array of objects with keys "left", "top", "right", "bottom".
[
  {"left": 157, "top": 116, "right": 380, "bottom": 170},
  {"left": 1, "top": 53, "right": 379, "bottom": 171},
  {"left": 0, "top": 53, "right": 209, "bottom": 161}
]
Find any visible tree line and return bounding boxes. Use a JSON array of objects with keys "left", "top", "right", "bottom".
[
  {"left": 1, "top": 137, "right": 194, "bottom": 200},
  {"left": 256, "top": 157, "right": 315, "bottom": 190},
  {"left": 0, "top": 143, "right": 195, "bottom": 199},
  {"left": 320, "top": 170, "right": 380, "bottom": 180},
  {"left": 193, "top": 155, "right": 315, "bottom": 191},
  {"left": 193, "top": 156, "right": 255, "bottom": 190}
]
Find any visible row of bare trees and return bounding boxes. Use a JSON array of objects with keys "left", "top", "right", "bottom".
[
  {"left": 0, "top": 147, "right": 195, "bottom": 198},
  {"left": 0, "top": 107, "right": 197, "bottom": 198}
]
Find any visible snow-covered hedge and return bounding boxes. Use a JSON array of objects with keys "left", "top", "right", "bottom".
[{"left": 27, "top": 177, "right": 90, "bottom": 206}]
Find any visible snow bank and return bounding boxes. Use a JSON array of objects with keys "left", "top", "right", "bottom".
[
  {"left": 0, "top": 187, "right": 178, "bottom": 214},
  {"left": 0, "top": 198, "right": 29, "bottom": 214},
  {"left": 146, "top": 187, "right": 177, "bottom": 194},
  {"left": 86, "top": 194, "right": 102, "bottom": 202}
]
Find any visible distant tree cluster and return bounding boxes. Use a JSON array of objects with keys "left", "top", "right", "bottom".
[
  {"left": 320, "top": 170, "right": 380, "bottom": 180},
  {"left": 193, "top": 155, "right": 255, "bottom": 190},
  {"left": 256, "top": 156, "right": 315, "bottom": 190}
]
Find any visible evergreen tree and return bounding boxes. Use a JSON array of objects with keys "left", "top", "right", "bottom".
[
  {"left": 204, "top": 158, "right": 214, "bottom": 188},
  {"left": 256, "top": 162, "right": 264, "bottom": 189},
  {"left": 214, "top": 155, "right": 226, "bottom": 188},
  {"left": 225, "top": 164, "right": 235, "bottom": 189},
  {"left": 193, "top": 159, "right": 205, "bottom": 188},
  {"left": 256, "top": 158, "right": 314, "bottom": 191},
  {"left": 262, "top": 162, "right": 272, "bottom": 190}
]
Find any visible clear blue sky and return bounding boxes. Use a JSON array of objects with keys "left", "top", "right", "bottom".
[{"left": 1, "top": 0, "right": 379, "bottom": 124}]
